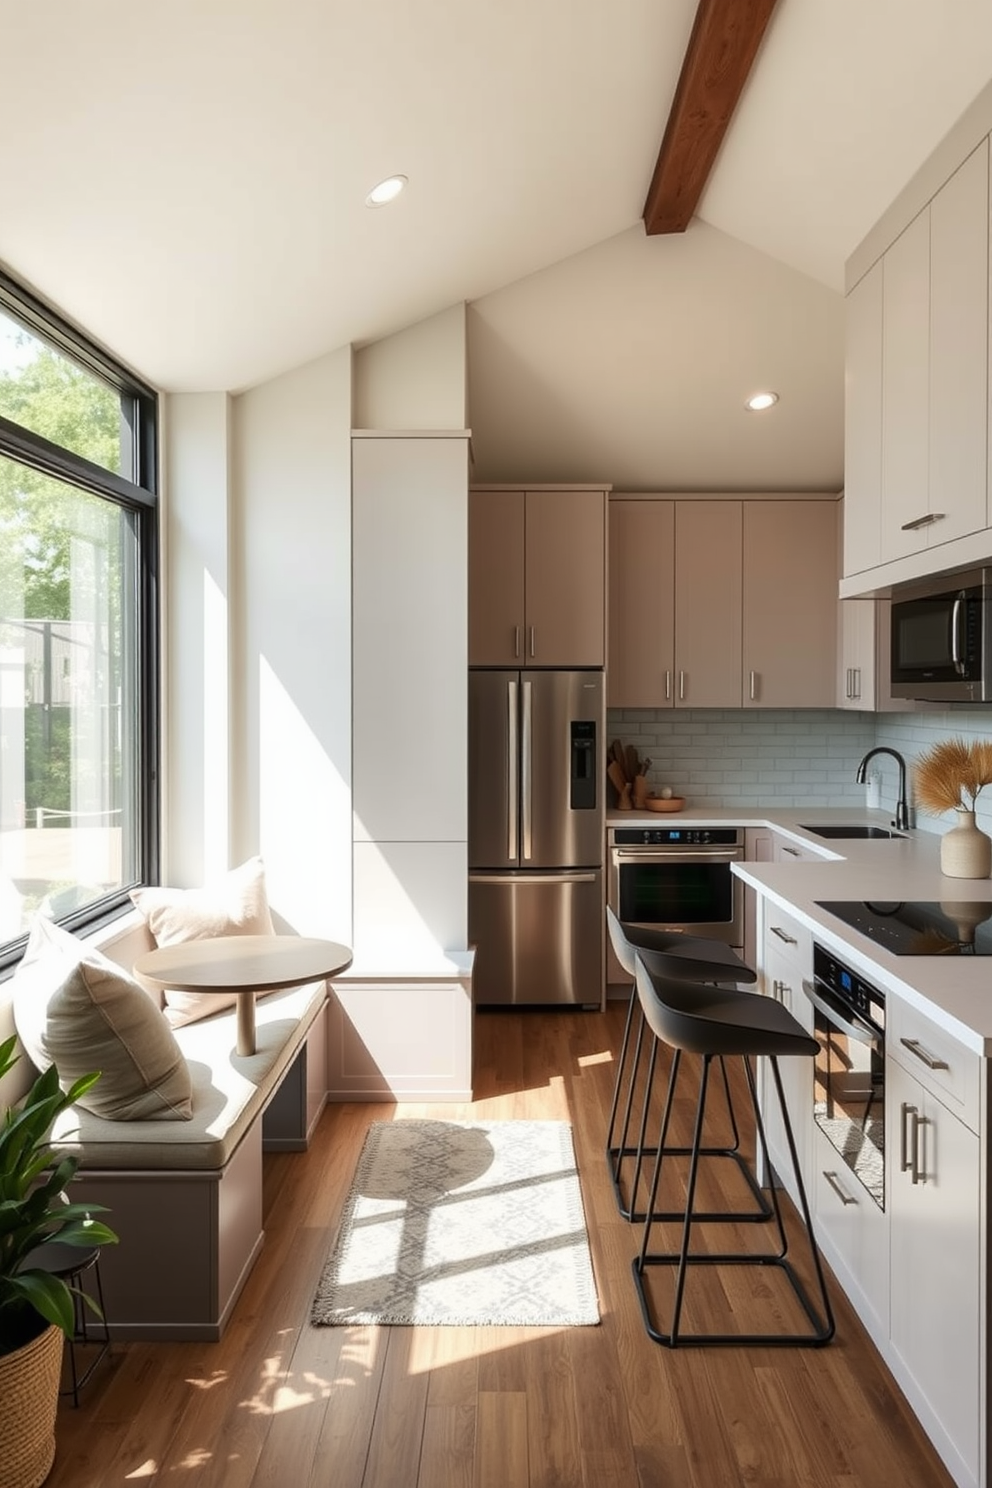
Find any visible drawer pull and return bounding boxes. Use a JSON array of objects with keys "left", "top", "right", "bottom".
[
  {"left": 900, "top": 512, "right": 945, "bottom": 531},
  {"left": 780, "top": 846, "right": 801, "bottom": 858},
  {"left": 900, "top": 1037, "right": 948, "bottom": 1071},
  {"left": 770, "top": 925, "right": 798, "bottom": 944},
  {"left": 823, "top": 1170, "right": 857, "bottom": 1206}
]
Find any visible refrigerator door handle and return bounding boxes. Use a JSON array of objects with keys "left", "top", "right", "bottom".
[
  {"left": 507, "top": 679, "right": 518, "bottom": 860},
  {"left": 469, "top": 872, "right": 598, "bottom": 885},
  {"left": 521, "top": 678, "right": 533, "bottom": 860}
]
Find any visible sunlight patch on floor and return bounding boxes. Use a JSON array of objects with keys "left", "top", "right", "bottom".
[
  {"left": 405, "top": 1322, "right": 569, "bottom": 1376},
  {"left": 577, "top": 1049, "right": 614, "bottom": 1067}
]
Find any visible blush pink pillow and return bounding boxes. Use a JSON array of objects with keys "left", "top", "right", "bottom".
[{"left": 130, "top": 856, "right": 275, "bottom": 1027}]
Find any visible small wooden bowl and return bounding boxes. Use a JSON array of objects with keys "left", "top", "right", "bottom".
[{"left": 645, "top": 796, "right": 685, "bottom": 813}]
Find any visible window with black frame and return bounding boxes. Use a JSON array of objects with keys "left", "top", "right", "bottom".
[{"left": 0, "top": 273, "right": 158, "bottom": 966}]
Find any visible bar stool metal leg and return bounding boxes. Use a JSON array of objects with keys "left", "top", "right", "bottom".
[
  {"left": 610, "top": 1018, "right": 772, "bottom": 1225},
  {"left": 632, "top": 1049, "right": 834, "bottom": 1348}
]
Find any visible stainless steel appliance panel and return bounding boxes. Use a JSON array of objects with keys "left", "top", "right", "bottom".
[
  {"left": 607, "top": 828, "right": 745, "bottom": 948},
  {"left": 525, "top": 670, "right": 604, "bottom": 868},
  {"left": 805, "top": 945, "right": 885, "bottom": 1210},
  {"left": 469, "top": 869, "right": 604, "bottom": 1005},
  {"left": 469, "top": 669, "right": 604, "bottom": 870},
  {"left": 468, "top": 670, "right": 518, "bottom": 869}
]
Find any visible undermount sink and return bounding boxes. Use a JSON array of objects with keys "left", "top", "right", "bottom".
[{"left": 798, "top": 824, "right": 906, "bottom": 840}]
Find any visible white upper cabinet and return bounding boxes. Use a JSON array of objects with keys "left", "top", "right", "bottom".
[
  {"left": 881, "top": 210, "right": 931, "bottom": 562},
  {"left": 929, "top": 142, "right": 989, "bottom": 547},
  {"left": 844, "top": 264, "right": 883, "bottom": 577},
  {"left": 844, "top": 132, "right": 991, "bottom": 590}
]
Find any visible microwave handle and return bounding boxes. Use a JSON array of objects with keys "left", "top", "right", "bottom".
[
  {"left": 801, "top": 978, "right": 879, "bottom": 1046},
  {"left": 951, "top": 593, "right": 966, "bottom": 674}
]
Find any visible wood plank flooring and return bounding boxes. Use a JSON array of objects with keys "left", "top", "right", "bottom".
[{"left": 45, "top": 1005, "right": 956, "bottom": 1488}]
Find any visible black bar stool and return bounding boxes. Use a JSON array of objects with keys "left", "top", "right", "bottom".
[
  {"left": 605, "top": 906, "right": 769, "bottom": 1225},
  {"left": 630, "top": 953, "right": 835, "bottom": 1349},
  {"left": 23, "top": 1242, "right": 110, "bottom": 1405}
]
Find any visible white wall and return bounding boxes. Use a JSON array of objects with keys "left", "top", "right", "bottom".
[
  {"left": 161, "top": 392, "right": 233, "bottom": 884},
  {"left": 467, "top": 221, "right": 845, "bottom": 491},
  {"left": 354, "top": 304, "right": 467, "bottom": 431},
  {"left": 231, "top": 347, "right": 353, "bottom": 940}
]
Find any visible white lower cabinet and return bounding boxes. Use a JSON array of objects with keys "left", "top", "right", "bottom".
[
  {"left": 811, "top": 1121, "right": 889, "bottom": 1346},
  {"left": 760, "top": 932, "right": 813, "bottom": 1209},
  {"left": 754, "top": 888, "right": 986, "bottom": 1488},
  {"left": 887, "top": 1054, "right": 981, "bottom": 1488}
]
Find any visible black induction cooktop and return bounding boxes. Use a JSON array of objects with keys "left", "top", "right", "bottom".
[{"left": 816, "top": 900, "right": 992, "bottom": 955}]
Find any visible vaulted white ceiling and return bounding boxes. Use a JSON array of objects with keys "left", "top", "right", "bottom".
[{"left": 3, "top": 1, "right": 992, "bottom": 487}]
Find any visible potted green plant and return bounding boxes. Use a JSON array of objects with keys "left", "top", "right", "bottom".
[{"left": 0, "top": 1034, "right": 117, "bottom": 1488}]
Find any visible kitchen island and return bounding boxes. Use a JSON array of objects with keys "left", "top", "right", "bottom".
[{"left": 697, "top": 809, "right": 990, "bottom": 1488}]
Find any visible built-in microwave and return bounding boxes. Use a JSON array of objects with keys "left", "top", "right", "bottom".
[{"left": 890, "top": 567, "right": 992, "bottom": 702}]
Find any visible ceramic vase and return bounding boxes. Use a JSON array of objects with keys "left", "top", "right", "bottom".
[{"left": 940, "top": 808, "right": 992, "bottom": 879}]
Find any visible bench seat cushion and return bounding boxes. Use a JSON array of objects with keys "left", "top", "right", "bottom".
[{"left": 49, "top": 977, "right": 327, "bottom": 1170}]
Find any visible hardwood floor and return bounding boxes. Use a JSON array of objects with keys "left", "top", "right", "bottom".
[{"left": 47, "top": 1005, "right": 956, "bottom": 1488}]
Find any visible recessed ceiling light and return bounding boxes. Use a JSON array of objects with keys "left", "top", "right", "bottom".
[
  {"left": 746, "top": 391, "right": 779, "bottom": 411},
  {"left": 365, "top": 175, "right": 408, "bottom": 208}
]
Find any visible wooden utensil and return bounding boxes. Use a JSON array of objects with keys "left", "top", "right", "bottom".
[
  {"left": 626, "top": 744, "right": 639, "bottom": 781},
  {"left": 608, "top": 759, "right": 632, "bottom": 807},
  {"left": 611, "top": 740, "right": 627, "bottom": 775}
]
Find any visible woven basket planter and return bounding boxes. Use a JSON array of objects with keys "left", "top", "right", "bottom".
[{"left": 0, "top": 1323, "right": 63, "bottom": 1488}]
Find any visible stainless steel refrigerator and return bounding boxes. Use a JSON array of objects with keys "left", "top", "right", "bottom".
[{"left": 468, "top": 669, "right": 605, "bottom": 1006}]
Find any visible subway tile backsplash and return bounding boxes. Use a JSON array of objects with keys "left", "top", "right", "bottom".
[
  {"left": 607, "top": 709, "right": 875, "bottom": 809},
  {"left": 607, "top": 706, "right": 992, "bottom": 836},
  {"left": 876, "top": 709, "right": 992, "bottom": 836}
]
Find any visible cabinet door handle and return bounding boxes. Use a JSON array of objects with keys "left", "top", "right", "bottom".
[
  {"left": 900, "top": 1037, "right": 948, "bottom": 1071},
  {"left": 665, "top": 670, "right": 672, "bottom": 701},
  {"left": 900, "top": 1102, "right": 918, "bottom": 1172},
  {"left": 514, "top": 626, "right": 521, "bottom": 659},
  {"left": 770, "top": 925, "right": 798, "bottom": 944},
  {"left": 678, "top": 670, "right": 685, "bottom": 701},
  {"left": 823, "top": 1170, "right": 857, "bottom": 1206},
  {"left": 911, "top": 1112, "right": 926, "bottom": 1186},
  {"left": 845, "top": 667, "right": 852, "bottom": 699},
  {"left": 528, "top": 626, "right": 536, "bottom": 658},
  {"left": 780, "top": 846, "right": 801, "bottom": 858},
  {"left": 853, "top": 667, "right": 861, "bottom": 700},
  {"left": 900, "top": 512, "right": 945, "bottom": 531},
  {"left": 749, "top": 670, "right": 757, "bottom": 701}
]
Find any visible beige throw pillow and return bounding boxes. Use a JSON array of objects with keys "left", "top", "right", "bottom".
[
  {"left": 130, "top": 856, "right": 275, "bottom": 1027},
  {"left": 11, "top": 917, "right": 193, "bottom": 1121}
]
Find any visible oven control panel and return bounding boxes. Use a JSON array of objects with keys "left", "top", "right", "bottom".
[
  {"left": 813, "top": 944, "right": 885, "bottom": 1031},
  {"left": 612, "top": 828, "right": 743, "bottom": 846}
]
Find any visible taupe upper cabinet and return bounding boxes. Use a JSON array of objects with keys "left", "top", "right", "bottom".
[
  {"left": 675, "top": 501, "right": 743, "bottom": 707},
  {"left": 608, "top": 497, "right": 838, "bottom": 709},
  {"left": 469, "top": 486, "right": 607, "bottom": 667},
  {"left": 607, "top": 499, "right": 675, "bottom": 705},
  {"left": 608, "top": 499, "right": 741, "bottom": 707},
  {"left": 743, "top": 500, "right": 838, "bottom": 708}
]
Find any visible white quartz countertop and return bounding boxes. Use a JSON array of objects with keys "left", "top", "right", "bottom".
[
  {"left": 626, "top": 806, "right": 992, "bottom": 1054},
  {"left": 609, "top": 804, "right": 992, "bottom": 1052}
]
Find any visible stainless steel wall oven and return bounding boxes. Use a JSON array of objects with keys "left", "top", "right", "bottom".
[
  {"left": 804, "top": 944, "right": 886, "bottom": 1210},
  {"left": 607, "top": 826, "right": 745, "bottom": 949}
]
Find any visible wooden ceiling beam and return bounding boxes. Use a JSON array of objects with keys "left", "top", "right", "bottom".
[{"left": 643, "top": 0, "right": 779, "bottom": 236}]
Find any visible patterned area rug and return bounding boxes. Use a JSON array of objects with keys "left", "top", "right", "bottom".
[{"left": 311, "top": 1119, "right": 600, "bottom": 1327}]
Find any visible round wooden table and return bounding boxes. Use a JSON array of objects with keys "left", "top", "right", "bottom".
[{"left": 133, "top": 935, "right": 353, "bottom": 1055}]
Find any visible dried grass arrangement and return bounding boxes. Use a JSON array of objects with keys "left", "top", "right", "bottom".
[{"left": 913, "top": 737, "right": 992, "bottom": 816}]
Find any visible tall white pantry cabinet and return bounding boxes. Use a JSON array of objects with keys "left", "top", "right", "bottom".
[{"left": 327, "top": 432, "right": 474, "bottom": 1101}]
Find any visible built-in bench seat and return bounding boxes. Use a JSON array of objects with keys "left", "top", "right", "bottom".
[{"left": 1, "top": 913, "right": 331, "bottom": 1342}]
